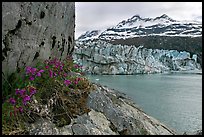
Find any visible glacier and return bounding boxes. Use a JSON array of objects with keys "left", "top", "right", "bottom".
[{"left": 73, "top": 40, "right": 201, "bottom": 75}]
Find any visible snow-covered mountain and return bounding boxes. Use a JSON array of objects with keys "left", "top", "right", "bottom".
[
  {"left": 77, "top": 30, "right": 101, "bottom": 41},
  {"left": 77, "top": 14, "right": 202, "bottom": 42}
]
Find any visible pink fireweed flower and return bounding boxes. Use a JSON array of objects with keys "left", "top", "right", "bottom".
[
  {"left": 63, "top": 73, "right": 67, "bottom": 77},
  {"left": 16, "top": 89, "right": 26, "bottom": 96},
  {"left": 26, "top": 66, "right": 37, "bottom": 75},
  {"left": 23, "top": 95, "right": 31, "bottom": 105},
  {"left": 64, "top": 80, "right": 71, "bottom": 86},
  {"left": 55, "top": 62, "right": 60, "bottom": 68},
  {"left": 53, "top": 72, "right": 57, "bottom": 77},
  {"left": 9, "top": 98, "right": 16, "bottom": 105},
  {"left": 60, "top": 65, "right": 63, "bottom": 71},
  {"left": 49, "top": 70, "right": 53, "bottom": 78},
  {"left": 45, "top": 65, "right": 49, "bottom": 69},
  {"left": 29, "top": 76, "right": 35, "bottom": 81},
  {"left": 31, "top": 68, "right": 37, "bottom": 75},
  {"left": 29, "top": 86, "right": 37, "bottom": 96},
  {"left": 36, "top": 69, "right": 44, "bottom": 77},
  {"left": 26, "top": 66, "right": 32, "bottom": 74},
  {"left": 15, "top": 89, "right": 21, "bottom": 95}
]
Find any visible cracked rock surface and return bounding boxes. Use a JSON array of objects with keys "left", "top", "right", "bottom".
[{"left": 2, "top": 2, "right": 75, "bottom": 78}]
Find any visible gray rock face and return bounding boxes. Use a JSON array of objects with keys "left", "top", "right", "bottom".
[
  {"left": 73, "top": 40, "right": 201, "bottom": 74},
  {"left": 27, "top": 83, "right": 176, "bottom": 135},
  {"left": 2, "top": 2, "right": 75, "bottom": 77}
]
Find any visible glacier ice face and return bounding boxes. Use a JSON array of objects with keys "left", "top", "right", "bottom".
[{"left": 73, "top": 40, "right": 201, "bottom": 75}]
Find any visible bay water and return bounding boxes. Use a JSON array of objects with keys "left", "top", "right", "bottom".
[{"left": 86, "top": 72, "right": 202, "bottom": 134}]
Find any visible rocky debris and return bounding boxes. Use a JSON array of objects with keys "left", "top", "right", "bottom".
[
  {"left": 25, "top": 83, "right": 176, "bottom": 135},
  {"left": 73, "top": 40, "right": 201, "bottom": 74},
  {"left": 2, "top": 2, "right": 75, "bottom": 79}
]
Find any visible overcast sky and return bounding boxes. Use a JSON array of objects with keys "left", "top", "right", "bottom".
[{"left": 75, "top": 2, "right": 202, "bottom": 38}]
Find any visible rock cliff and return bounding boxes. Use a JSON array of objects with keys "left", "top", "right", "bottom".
[
  {"left": 73, "top": 40, "right": 201, "bottom": 74},
  {"left": 2, "top": 2, "right": 75, "bottom": 79}
]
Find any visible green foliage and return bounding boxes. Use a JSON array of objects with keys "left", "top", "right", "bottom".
[{"left": 2, "top": 66, "right": 26, "bottom": 101}]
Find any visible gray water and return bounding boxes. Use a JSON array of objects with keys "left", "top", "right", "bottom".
[{"left": 87, "top": 72, "right": 202, "bottom": 134}]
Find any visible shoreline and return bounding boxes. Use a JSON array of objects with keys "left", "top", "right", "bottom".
[
  {"left": 83, "top": 69, "right": 202, "bottom": 76},
  {"left": 86, "top": 73, "right": 202, "bottom": 135},
  {"left": 92, "top": 82, "right": 202, "bottom": 135}
]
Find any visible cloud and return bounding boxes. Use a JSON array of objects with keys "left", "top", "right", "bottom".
[{"left": 75, "top": 2, "right": 202, "bottom": 38}]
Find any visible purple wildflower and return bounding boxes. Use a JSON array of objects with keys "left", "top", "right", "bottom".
[
  {"left": 26, "top": 66, "right": 37, "bottom": 75},
  {"left": 15, "top": 89, "right": 21, "bottom": 95},
  {"left": 29, "top": 76, "right": 35, "bottom": 81},
  {"left": 9, "top": 98, "right": 16, "bottom": 105},
  {"left": 16, "top": 89, "right": 26, "bottom": 96},
  {"left": 54, "top": 72, "right": 57, "bottom": 77},
  {"left": 36, "top": 69, "right": 44, "bottom": 77},
  {"left": 29, "top": 87, "right": 37, "bottom": 96},
  {"left": 60, "top": 65, "right": 63, "bottom": 71},
  {"left": 23, "top": 95, "right": 31, "bottom": 105},
  {"left": 45, "top": 65, "right": 49, "bottom": 69},
  {"left": 63, "top": 73, "right": 67, "bottom": 77},
  {"left": 26, "top": 66, "right": 32, "bottom": 74},
  {"left": 55, "top": 62, "right": 60, "bottom": 68},
  {"left": 49, "top": 70, "right": 53, "bottom": 78},
  {"left": 64, "top": 80, "right": 71, "bottom": 86},
  {"left": 36, "top": 72, "right": 41, "bottom": 77},
  {"left": 31, "top": 68, "right": 37, "bottom": 75}
]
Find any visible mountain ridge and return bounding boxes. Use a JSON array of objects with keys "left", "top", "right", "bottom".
[{"left": 77, "top": 14, "right": 202, "bottom": 41}]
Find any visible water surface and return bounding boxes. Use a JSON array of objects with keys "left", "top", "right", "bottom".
[{"left": 87, "top": 72, "right": 202, "bottom": 134}]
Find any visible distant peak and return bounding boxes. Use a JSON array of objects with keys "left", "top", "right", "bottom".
[
  {"left": 77, "top": 30, "right": 101, "bottom": 40},
  {"left": 154, "top": 14, "right": 175, "bottom": 22},
  {"left": 160, "top": 14, "right": 169, "bottom": 18},
  {"left": 131, "top": 14, "right": 142, "bottom": 20}
]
